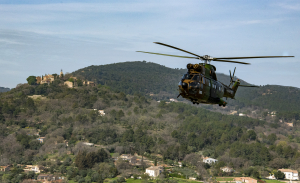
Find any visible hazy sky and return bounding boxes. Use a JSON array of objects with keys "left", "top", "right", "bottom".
[{"left": 0, "top": 0, "right": 299, "bottom": 88}]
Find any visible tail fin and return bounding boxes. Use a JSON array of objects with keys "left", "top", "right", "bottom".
[{"left": 231, "top": 79, "right": 240, "bottom": 98}]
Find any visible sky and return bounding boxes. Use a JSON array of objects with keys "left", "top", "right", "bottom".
[{"left": 0, "top": 0, "right": 299, "bottom": 88}]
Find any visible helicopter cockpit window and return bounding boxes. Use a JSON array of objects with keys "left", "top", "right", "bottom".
[
  {"left": 193, "top": 75, "right": 200, "bottom": 81},
  {"left": 184, "top": 74, "right": 194, "bottom": 80},
  {"left": 181, "top": 74, "right": 187, "bottom": 80}
]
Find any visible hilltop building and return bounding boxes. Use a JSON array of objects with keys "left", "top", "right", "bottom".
[
  {"left": 36, "top": 70, "right": 64, "bottom": 85},
  {"left": 59, "top": 69, "right": 63, "bottom": 77},
  {"left": 64, "top": 81, "right": 73, "bottom": 88}
]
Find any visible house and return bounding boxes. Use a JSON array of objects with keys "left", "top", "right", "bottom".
[
  {"left": 234, "top": 177, "right": 257, "bottom": 183},
  {"left": 285, "top": 123, "right": 293, "bottom": 127},
  {"left": 145, "top": 166, "right": 164, "bottom": 177},
  {"left": 40, "top": 74, "right": 55, "bottom": 84},
  {"left": 239, "top": 113, "right": 246, "bottom": 117},
  {"left": 170, "top": 98, "right": 178, "bottom": 102},
  {"left": 203, "top": 157, "right": 218, "bottom": 164},
  {"left": 24, "top": 165, "right": 41, "bottom": 173},
  {"left": 37, "top": 174, "right": 65, "bottom": 181},
  {"left": 37, "top": 137, "right": 45, "bottom": 143},
  {"left": 83, "top": 142, "right": 94, "bottom": 146},
  {"left": 278, "top": 169, "right": 299, "bottom": 180},
  {"left": 120, "top": 154, "right": 133, "bottom": 161},
  {"left": 230, "top": 111, "right": 238, "bottom": 115},
  {"left": 178, "top": 162, "right": 182, "bottom": 167},
  {"left": 83, "top": 81, "right": 96, "bottom": 86},
  {"left": 98, "top": 110, "right": 105, "bottom": 116},
  {"left": 266, "top": 174, "right": 276, "bottom": 180},
  {"left": 0, "top": 165, "right": 10, "bottom": 172},
  {"left": 64, "top": 81, "right": 73, "bottom": 88},
  {"left": 36, "top": 76, "right": 42, "bottom": 84},
  {"left": 221, "top": 166, "right": 234, "bottom": 173}
]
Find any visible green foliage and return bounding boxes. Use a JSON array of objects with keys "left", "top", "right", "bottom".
[
  {"left": 69, "top": 78, "right": 75, "bottom": 83},
  {"left": 75, "top": 149, "right": 110, "bottom": 169},
  {"left": 72, "top": 61, "right": 185, "bottom": 100},
  {"left": 26, "top": 76, "right": 37, "bottom": 85},
  {"left": 77, "top": 79, "right": 83, "bottom": 86},
  {"left": 1, "top": 67, "right": 300, "bottom": 183},
  {"left": 274, "top": 170, "right": 285, "bottom": 179}
]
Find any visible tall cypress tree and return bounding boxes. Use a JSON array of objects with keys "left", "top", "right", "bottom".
[{"left": 0, "top": 106, "right": 5, "bottom": 123}]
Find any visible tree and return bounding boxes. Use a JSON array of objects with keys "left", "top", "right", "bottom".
[
  {"left": 75, "top": 151, "right": 87, "bottom": 169},
  {"left": 26, "top": 76, "right": 37, "bottom": 85},
  {"left": 269, "top": 158, "right": 288, "bottom": 169},
  {"left": 77, "top": 79, "right": 83, "bottom": 86},
  {"left": 68, "top": 78, "right": 75, "bottom": 83},
  {"left": 274, "top": 170, "right": 285, "bottom": 179},
  {"left": 247, "top": 130, "right": 257, "bottom": 141},
  {"left": 0, "top": 109, "right": 5, "bottom": 123}
]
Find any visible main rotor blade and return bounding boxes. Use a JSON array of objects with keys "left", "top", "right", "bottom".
[
  {"left": 239, "top": 85, "right": 259, "bottom": 87},
  {"left": 213, "top": 59, "right": 250, "bottom": 65},
  {"left": 215, "top": 56, "right": 294, "bottom": 60},
  {"left": 154, "top": 42, "right": 202, "bottom": 58},
  {"left": 136, "top": 51, "right": 198, "bottom": 59}
]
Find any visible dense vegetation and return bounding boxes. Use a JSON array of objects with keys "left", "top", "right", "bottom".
[
  {"left": 0, "top": 73, "right": 300, "bottom": 182},
  {"left": 72, "top": 61, "right": 185, "bottom": 100},
  {"left": 73, "top": 61, "right": 300, "bottom": 122}
]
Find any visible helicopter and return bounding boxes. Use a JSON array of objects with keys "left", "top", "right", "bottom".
[{"left": 137, "top": 42, "right": 294, "bottom": 107}]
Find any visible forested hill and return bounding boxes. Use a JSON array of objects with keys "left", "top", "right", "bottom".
[
  {"left": 72, "top": 61, "right": 300, "bottom": 114},
  {"left": 72, "top": 61, "right": 185, "bottom": 97},
  {"left": 0, "top": 81, "right": 300, "bottom": 182},
  {"left": 0, "top": 87, "right": 10, "bottom": 93}
]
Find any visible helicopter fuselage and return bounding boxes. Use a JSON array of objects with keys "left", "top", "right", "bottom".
[{"left": 178, "top": 63, "right": 239, "bottom": 106}]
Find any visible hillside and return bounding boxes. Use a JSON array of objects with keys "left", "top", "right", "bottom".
[
  {"left": 72, "top": 61, "right": 300, "bottom": 121},
  {"left": 1, "top": 79, "right": 300, "bottom": 181},
  {"left": 0, "top": 87, "right": 10, "bottom": 93}
]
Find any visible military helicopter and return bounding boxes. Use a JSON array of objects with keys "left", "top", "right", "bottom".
[{"left": 137, "top": 42, "right": 294, "bottom": 107}]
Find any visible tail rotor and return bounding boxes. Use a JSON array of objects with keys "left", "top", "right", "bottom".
[{"left": 229, "top": 67, "right": 236, "bottom": 87}]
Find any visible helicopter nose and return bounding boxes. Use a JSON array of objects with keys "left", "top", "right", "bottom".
[{"left": 181, "top": 82, "right": 188, "bottom": 89}]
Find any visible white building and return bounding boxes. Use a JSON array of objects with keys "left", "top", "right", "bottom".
[
  {"left": 98, "top": 110, "right": 105, "bottom": 116},
  {"left": 203, "top": 157, "right": 218, "bottom": 164},
  {"left": 266, "top": 174, "right": 276, "bottom": 180},
  {"left": 24, "top": 165, "right": 41, "bottom": 173},
  {"left": 278, "top": 169, "right": 299, "bottom": 180},
  {"left": 145, "top": 166, "right": 163, "bottom": 177},
  {"left": 83, "top": 142, "right": 94, "bottom": 146},
  {"left": 36, "top": 137, "right": 45, "bottom": 143},
  {"left": 221, "top": 166, "right": 234, "bottom": 173},
  {"left": 170, "top": 98, "right": 178, "bottom": 102},
  {"left": 119, "top": 154, "right": 132, "bottom": 161}
]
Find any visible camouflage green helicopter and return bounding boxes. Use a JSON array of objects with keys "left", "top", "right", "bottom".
[{"left": 137, "top": 42, "right": 294, "bottom": 107}]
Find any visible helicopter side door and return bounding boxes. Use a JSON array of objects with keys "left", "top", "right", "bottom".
[
  {"left": 211, "top": 80, "right": 218, "bottom": 99},
  {"left": 216, "top": 81, "right": 224, "bottom": 98},
  {"left": 201, "top": 76, "right": 210, "bottom": 101}
]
